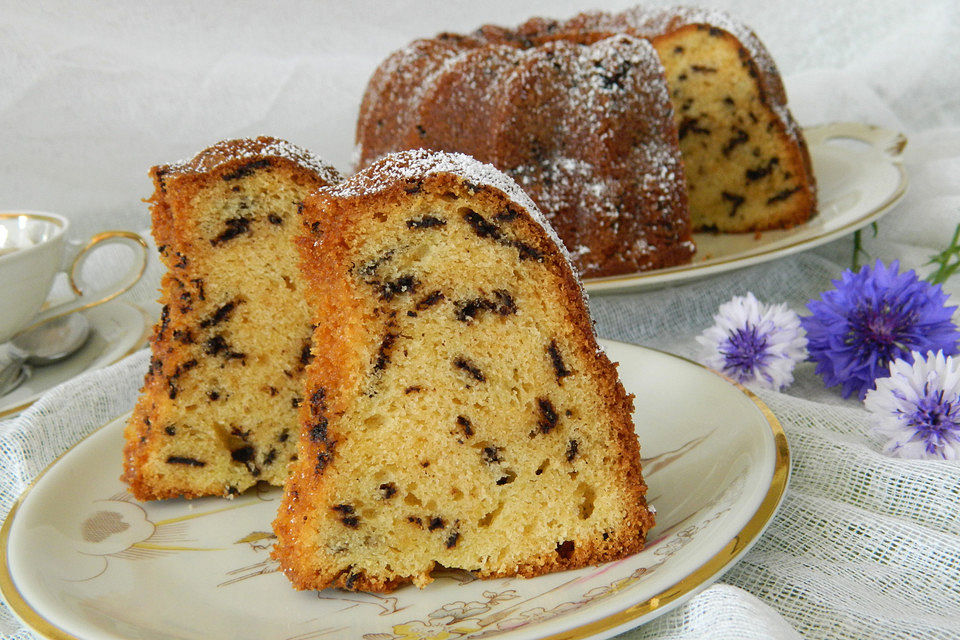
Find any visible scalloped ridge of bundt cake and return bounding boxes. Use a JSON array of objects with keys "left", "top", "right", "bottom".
[
  {"left": 272, "top": 149, "right": 655, "bottom": 592},
  {"left": 123, "top": 137, "right": 343, "bottom": 500},
  {"left": 356, "top": 31, "right": 692, "bottom": 278},
  {"left": 509, "top": 6, "right": 817, "bottom": 233},
  {"left": 355, "top": 5, "right": 816, "bottom": 273}
]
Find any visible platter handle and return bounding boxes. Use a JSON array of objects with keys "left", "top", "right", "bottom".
[{"left": 803, "top": 122, "right": 907, "bottom": 162}]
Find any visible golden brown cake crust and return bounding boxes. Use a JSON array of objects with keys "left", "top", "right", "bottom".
[
  {"left": 123, "top": 137, "right": 342, "bottom": 501},
  {"left": 272, "top": 150, "right": 654, "bottom": 592}
]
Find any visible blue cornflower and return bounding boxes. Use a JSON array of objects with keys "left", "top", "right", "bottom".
[
  {"left": 802, "top": 260, "right": 960, "bottom": 400},
  {"left": 865, "top": 351, "right": 960, "bottom": 460},
  {"left": 697, "top": 292, "right": 807, "bottom": 391}
]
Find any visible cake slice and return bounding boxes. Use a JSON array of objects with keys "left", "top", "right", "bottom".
[
  {"left": 272, "top": 149, "right": 655, "bottom": 592},
  {"left": 123, "top": 137, "right": 343, "bottom": 500}
]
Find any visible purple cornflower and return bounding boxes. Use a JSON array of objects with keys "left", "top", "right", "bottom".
[
  {"left": 802, "top": 260, "right": 960, "bottom": 400},
  {"left": 864, "top": 351, "right": 960, "bottom": 460},
  {"left": 697, "top": 292, "right": 807, "bottom": 391}
]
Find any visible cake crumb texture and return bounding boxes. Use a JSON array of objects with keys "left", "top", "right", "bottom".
[
  {"left": 272, "top": 149, "right": 655, "bottom": 592},
  {"left": 123, "top": 137, "right": 343, "bottom": 500}
]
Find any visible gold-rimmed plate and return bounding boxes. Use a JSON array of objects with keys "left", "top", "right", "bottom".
[
  {"left": 0, "top": 341, "right": 788, "bottom": 640},
  {"left": 584, "top": 122, "right": 908, "bottom": 294}
]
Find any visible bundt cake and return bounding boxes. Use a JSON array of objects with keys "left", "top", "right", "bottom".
[
  {"left": 272, "top": 149, "right": 655, "bottom": 592},
  {"left": 123, "top": 137, "right": 343, "bottom": 500},
  {"left": 355, "top": 5, "right": 816, "bottom": 275}
]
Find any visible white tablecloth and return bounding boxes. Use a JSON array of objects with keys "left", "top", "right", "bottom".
[{"left": 2, "top": 2, "right": 959, "bottom": 638}]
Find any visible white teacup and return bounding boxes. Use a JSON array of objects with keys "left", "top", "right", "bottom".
[{"left": 0, "top": 211, "right": 148, "bottom": 344}]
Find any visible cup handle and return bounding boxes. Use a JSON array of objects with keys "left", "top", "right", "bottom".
[{"left": 29, "top": 231, "right": 149, "bottom": 327}]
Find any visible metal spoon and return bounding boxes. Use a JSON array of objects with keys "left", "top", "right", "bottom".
[
  {"left": 10, "top": 313, "right": 91, "bottom": 366},
  {"left": 0, "top": 349, "right": 29, "bottom": 396}
]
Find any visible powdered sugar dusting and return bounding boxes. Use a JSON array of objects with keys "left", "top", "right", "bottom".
[
  {"left": 616, "top": 6, "right": 803, "bottom": 141},
  {"left": 328, "top": 148, "right": 592, "bottom": 308},
  {"left": 492, "top": 34, "right": 690, "bottom": 274},
  {"left": 626, "top": 6, "right": 778, "bottom": 77},
  {"left": 356, "top": 36, "right": 485, "bottom": 166},
  {"left": 333, "top": 150, "right": 566, "bottom": 251},
  {"left": 508, "top": 5, "right": 803, "bottom": 144},
  {"left": 357, "top": 4, "right": 812, "bottom": 277},
  {"left": 164, "top": 136, "right": 342, "bottom": 185}
]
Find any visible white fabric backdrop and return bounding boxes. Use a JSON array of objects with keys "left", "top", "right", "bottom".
[{"left": 2, "top": 1, "right": 959, "bottom": 638}]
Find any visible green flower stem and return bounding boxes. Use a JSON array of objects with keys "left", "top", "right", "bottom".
[
  {"left": 926, "top": 222, "right": 960, "bottom": 285},
  {"left": 852, "top": 222, "right": 879, "bottom": 271}
]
